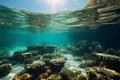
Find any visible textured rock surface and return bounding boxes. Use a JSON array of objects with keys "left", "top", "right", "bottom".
[
  {"left": 49, "top": 58, "right": 66, "bottom": 72},
  {"left": 0, "top": 0, "right": 120, "bottom": 31},
  {"left": 25, "top": 61, "right": 46, "bottom": 76},
  {"left": 87, "top": 67, "right": 120, "bottom": 80},
  {"left": 85, "top": 0, "right": 120, "bottom": 26},
  {"left": 60, "top": 68, "right": 87, "bottom": 80},
  {"left": 86, "top": 0, "right": 120, "bottom": 7},
  {"left": 26, "top": 45, "right": 55, "bottom": 54},
  {"left": 94, "top": 53, "right": 120, "bottom": 72},
  {"left": 0, "top": 63, "right": 12, "bottom": 77}
]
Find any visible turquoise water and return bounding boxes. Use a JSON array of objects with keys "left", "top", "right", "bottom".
[
  {"left": 0, "top": 5, "right": 120, "bottom": 54},
  {"left": 0, "top": 26, "right": 96, "bottom": 53},
  {"left": 0, "top": 3, "right": 120, "bottom": 80},
  {"left": 0, "top": 31, "right": 70, "bottom": 51},
  {"left": 0, "top": 5, "right": 98, "bottom": 53}
]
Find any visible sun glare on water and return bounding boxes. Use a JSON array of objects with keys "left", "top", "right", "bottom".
[
  {"left": 30, "top": 0, "right": 82, "bottom": 13},
  {"left": 44, "top": 0, "right": 66, "bottom": 12}
]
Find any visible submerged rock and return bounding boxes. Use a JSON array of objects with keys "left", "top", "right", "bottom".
[
  {"left": 12, "top": 51, "right": 34, "bottom": 64},
  {"left": 66, "top": 41, "right": 105, "bottom": 56},
  {"left": 0, "top": 63, "right": 12, "bottom": 77},
  {"left": 25, "top": 61, "right": 46, "bottom": 76},
  {"left": 26, "top": 45, "right": 55, "bottom": 54},
  {"left": 0, "top": 64, "right": 25, "bottom": 80},
  {"left": 11, "top": 45, "right": 55, "bottom": 64},
  {"left": 87, "top": 67, "right": 120, "bottom": 80},
  {"left": 39, "top": 68, "right": 52, "bottom": 79},
  {"left": 73, "top": 56, "right": 83, "bottom": 61},
  {"left": 42, "top": 53, "right": 63, "bottom": 59},
  {"left": 13, "top": 73, "right": 33, "bottom": 80},
  {"left": 49, "top": 58, "right": 66, "bottom": 72},
  {"left": 60, "top": 68, "right": 86, "bottom": 80},
  {"left": 11, "top": 51, "right": 25, "bottom": 63},
  {"left": 80, "top": 60, "right": 95, "bottom": 68},
  {"left": 47, "top": 74, "right": 62, "bottom": 80},
  {"left": 94, "top": 53, "right": 120, "bottom": 72}
]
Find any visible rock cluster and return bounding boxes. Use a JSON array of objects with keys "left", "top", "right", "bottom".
[
  {"left": 66, "top": 40, "right": 104, "bottom": 56},
  {"left": 94, "top": 53, "right": 120, "bottom": 72},
  {"left": 11, "top": 45, "right": 55, "bottom": 64},
  {"left": 60, "top": 68, "right": 86, "bottom": 80},
  {"left": 0, "top": 43, "right": 120, "bottom": 80},
  {"left": 0, "top": 45, "right": 66, "bottom": 79},
  {"left": 87, "top": 67, "right": 120, "bottom": 80}
]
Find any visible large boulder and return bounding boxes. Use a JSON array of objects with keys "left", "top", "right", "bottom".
[
  {"left": 94, "top": 53, "right": 120, "bottom": 72},
  {"left": 60, "top": 68, "right": 86, "bottom": 80},
  {"left": 49, "top": 58, "right": 66, "bottom": 72},
  {"left": 25, "top": 61, "right": 46, "bottom": 76},
  {"left": 87, "top": 67, "right": 120, "bottom": 80},
  {"left": 0, "top": 63, "right": 12, "bottom": 77}
]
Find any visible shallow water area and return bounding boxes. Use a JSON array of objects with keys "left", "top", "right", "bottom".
[{"left": 0, "top": 0, "right": 120, "bottom": 80}]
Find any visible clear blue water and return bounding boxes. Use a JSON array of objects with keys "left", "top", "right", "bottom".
[
  {"left": 0, "top": 3, "right": 120, "bottom": 80},
  {"left": 0, "top": 5, "right": 98, "bottom": 53},
  {"left": 0, "top": 31, "right": 69, "bottom": 51},
  {"left": 0, "top": 5, "right": 120, "bottom": 54},
  {"left": 0, "top": 25, "right": 96, "bottom": 53}
]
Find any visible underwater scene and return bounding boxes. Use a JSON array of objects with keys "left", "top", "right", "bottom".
[{"left": 0, "top": 0, "right": 120, "bottom": 80}]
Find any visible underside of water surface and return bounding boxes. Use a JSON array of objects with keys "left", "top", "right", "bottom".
[{"left": 0, "top": 0, "right": 120, "bottom": 80}]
